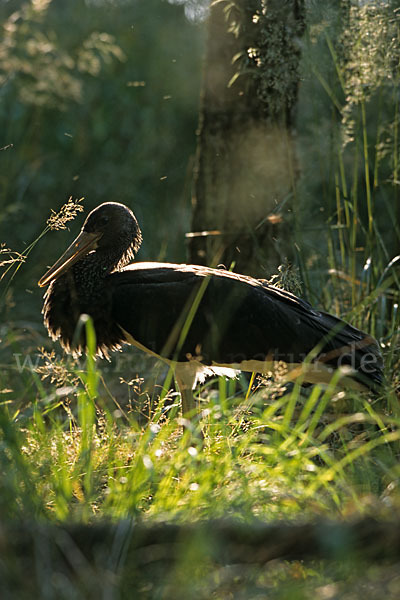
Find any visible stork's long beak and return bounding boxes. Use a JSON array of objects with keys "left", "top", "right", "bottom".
[{"left": 38, "top": 231, "right": 103, "bottom": 287}]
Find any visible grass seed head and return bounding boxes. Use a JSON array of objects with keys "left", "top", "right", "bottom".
[{"left": 46, "top": 197, "right": 84, "bottom": 230}]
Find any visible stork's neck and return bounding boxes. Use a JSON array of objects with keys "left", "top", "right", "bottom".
[{"left": 71, "top": 248, "right": 123, "bottom": 300}]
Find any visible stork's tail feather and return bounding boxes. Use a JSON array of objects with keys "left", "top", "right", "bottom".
[{"left": 315, "top": 311, "right": 384, "bottom": 391}]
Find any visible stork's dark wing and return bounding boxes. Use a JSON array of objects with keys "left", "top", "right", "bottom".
[{"left": 109, "top": 262, "right": 383, "bottom": 387}]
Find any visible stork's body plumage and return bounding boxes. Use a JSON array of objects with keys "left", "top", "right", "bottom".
[{"left": 39, "top": 203, "right": 384, "bottom": 414}]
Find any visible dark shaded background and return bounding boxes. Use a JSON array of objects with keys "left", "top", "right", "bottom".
[
  {"left": 0, "top": 0, "right": 204, "bottom": 322},
  {"left": 1, "top": 0, "right": 399, "bottom": 371}
]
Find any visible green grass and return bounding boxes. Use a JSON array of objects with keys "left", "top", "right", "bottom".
[
  {"left": 0, "top": 341, "right": 400, "bottom": 597},
  {"left": 1, "top": 315, "right": 396, "bottom": 526},
  {"left": 1, "top": 245, "right": 400, "bottom": 598}
]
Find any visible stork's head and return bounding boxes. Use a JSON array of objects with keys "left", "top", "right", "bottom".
[{"left": 38, "top": 202, "right": 142, "bottom": 287}]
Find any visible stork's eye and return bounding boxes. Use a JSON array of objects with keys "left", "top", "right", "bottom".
[{"left": 98, "top": 215, "right": 109, "bottom": 226}]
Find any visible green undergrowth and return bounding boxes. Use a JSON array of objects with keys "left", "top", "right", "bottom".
[
  {"left": 1, "top": 299, "right": 399, "bottom": 599},
  {"left": 1, "top": 340, "right": 400, "bottom": 597},
  {"left": 1, "top": 337, "right": 399, "bottom": 526}
]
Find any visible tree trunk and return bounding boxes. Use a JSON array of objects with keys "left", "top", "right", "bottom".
[{"left": 188, "top": 0, "right": 305, "bottom": 277}]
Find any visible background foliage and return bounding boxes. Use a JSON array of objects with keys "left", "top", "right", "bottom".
[{"left": 0, "top": 0, "right": 204, "bottom": 321}]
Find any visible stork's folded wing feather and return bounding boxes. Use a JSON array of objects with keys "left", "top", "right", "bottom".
[{"left": 109, "top": 262, "right": 383, "bottom": 387}]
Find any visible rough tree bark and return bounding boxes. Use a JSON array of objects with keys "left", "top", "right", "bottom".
[{"left": 188, "top": 0, "right": 305, "bottom": 277}]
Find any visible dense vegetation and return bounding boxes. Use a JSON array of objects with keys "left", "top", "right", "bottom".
[{"left": 0, "top": 0, "right": 400, "bottom": 597}]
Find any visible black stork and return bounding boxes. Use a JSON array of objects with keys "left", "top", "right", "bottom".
[{"left": 38, "top": 202, "right": 384, "bottom": 415}]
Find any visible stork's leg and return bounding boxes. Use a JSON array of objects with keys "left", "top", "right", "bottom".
[{"left": 174, "top": 364, "right": 197, "bottom": 417}]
